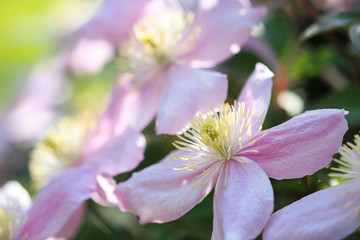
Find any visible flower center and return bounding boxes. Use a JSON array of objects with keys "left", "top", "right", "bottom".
[
  {"left": 0, "top": 200, "right": 25, "bottom": 240},
  {"left": 29, "top": 114, "right": 94, "bottom": 190},
  {"left": 119, "top": 10, "right": 198, "bottom": 86},
  {"left": 173, "top": 102, "right": 267, "bottom": 196}
]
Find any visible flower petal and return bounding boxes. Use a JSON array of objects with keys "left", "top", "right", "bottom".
[
  {"left": 247, "top": 109, "right": 348, "bottom": 180},
  {"left": 156, "top": 65, "right": 228, "bottom": 134},
  {"left": 84, "top": 75, "right": 161, "bottom": 155},
  {"left": 91, "top": 174, "right": 119, "bottom": 206},
  {"left": 53, "top": 204, "right": 85, "bottom": 239},
  {"left": 17, "top": 167, "right": 95, "bottom": 240},
  {"left": 212, "top": 159, "right": 273, "bottom": 240},
  {"left": 75, "top": 0, "right": 147, "bottom": 44},
  {"left": 180, "top": 2, "right": 267, "bottom": 68},
  {"left": 114, "top": 150, "right": 215, "bottom": 224},
  {"left": 263, "top": 181, "right": 360, "bottom": 240},
  {"left": 237, "top": 63, "right": 273, "bottom": 132},
  {"left": 0, "top": 181, "right": 31, "bottom": 214},
  {"left": 84, "top": 127, "right": 146, "bottom": 176}
]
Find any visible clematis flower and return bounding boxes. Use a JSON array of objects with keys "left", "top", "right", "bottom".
[
  {"left": 14, "top": 111, "right": 146, "bottom": 240},
  {"left": 263, "top": 132, "right": 360, "bottom": 240},
  {"left": 114, "top": 63, "right": 348, "bottom": 239},
  {"left": 76, "top": 0, "right": 267, "bottom": 134},
  {"left": 0, "top": 181, "right": 32, "bottom": 239},
  {"left": 0, "top": 180, "right": 74, "bottom": 240}
]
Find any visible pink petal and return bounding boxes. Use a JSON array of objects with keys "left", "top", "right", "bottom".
[
  {"left": 53, "top": 204, "right": 85, "bottom": 239},
  {"left": 0, "top": 181, "right": 31, "bottom": 215},
  {"left": 66, "top": 38, "right": 114, "bottom": 75},
  {"left": 263, "top": 181, "right": 360, "bottom": 240},
  {"left": 114, "top": 150, "right": 216, "bottom": 224},
  {"left": 247, "top": 109, "right": 348, "bottom": 180},
  {"left": 237, "top": 63, "right": 273, "bottom": 133},
  {"left": 212, "top": 159, "right": 273, "bottom": 240},
  {"left": 180, "top": 2, "right": 267, "bottom": 68},
  {"left": 83, "top": 75, "right": 162, "bottom": 155},
  {"left": 91, "top": 174, "right": 118, "bottom": 206},
  {"left": 83, "top": 127, "right": 146, "bottom": 176},
  {"left": 156, "top": 65, "right": 228, "bottom": 134},
  {"left": 75, "top": 0, "right": 147, "bottom": 44},
  {"left": 17, "top": 167, "right": 95, "bottom": 240}
]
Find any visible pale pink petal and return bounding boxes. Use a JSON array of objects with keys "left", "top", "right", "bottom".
[
  {"left": 17, "top": 167, "right": 95, "bottom": 240},
  {"left": 66, "top": 38, "right": 114, "bottom": 75},
  {"left": 247, "top": 109, "right": 348, "bottom": 180},
  {"left": 0, "top": 181, "right": 31, "bottom": 214},
  {"left": 111, "top": 75, "right": 166, "bottom": 134},
  {"left": 237, "top": 63, "right": 273, "bottom": 133},
  {"left": 179, "top": 2, "right": 267, "bottom": 68},
  {"left": 143, "top": 0, "right": 182, "bottom": 16},
  {"left": 83, "top": 128, "right": 146, "bottom": 176},
  {"left": 212, "top": 159, "right": 273, "bottom": 240},
  {"left": 263, "top": 181, "right": 360, "bottom": 240},
  {"left": 114, "top": 150, "right": 215, "bottom": 224},
  {"left": 53, "top": 204, "right": 85, "bottom": 239},
  {"left": 83, "top": 74, "right": 163, "bottom": 155},
  {"left": 5, "top": 57, "right": 66, "bottom": 144},
  {"left": 75, "top": 0, "right": 148, "bottom": 44},
  {"left": 91, "top": 174, "right": 119, "bottom": 206},
  {"left": 156, "top": 65, "right": 228, "bottom": 134}
]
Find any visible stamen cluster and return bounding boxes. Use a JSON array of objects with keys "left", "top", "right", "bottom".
[
  {"left": 330, "top": 133, "right": 360, "bottom": 181},
  {"left": 173, "top": 102, "right": 267, "bottom": 194},
  {"left": 119, "top": 10, "right": 198, "bottom": 86},
  {"left": 29, "top": 115, "right": 94, "bottom": 190}
]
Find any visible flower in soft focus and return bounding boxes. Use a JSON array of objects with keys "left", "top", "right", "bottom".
[
  {"left": 76, "top": 0, "right": 267, "bottom": 134},
  {"left": 0, "top": 181, "right": 31, "bottom": 240},
  {"left": 14, "top": 111, "right": 146, "bottom": 240},
  {"left": 0, "top": 58, "right": 66, "bottom": 155},
  {"left": 114, "top": 63, "right": 348, "bottom": 239},
  {"left": 263, "top": 132, "right": 360, "bottom": 240}
]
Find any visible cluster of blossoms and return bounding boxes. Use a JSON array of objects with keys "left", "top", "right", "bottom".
[{"left": 0, "top": 0, "right": 357, "bottom": 239}]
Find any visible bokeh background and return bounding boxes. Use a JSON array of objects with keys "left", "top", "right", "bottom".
[{"left": 0, "top": 0, "right": 360, "bottom": 239}]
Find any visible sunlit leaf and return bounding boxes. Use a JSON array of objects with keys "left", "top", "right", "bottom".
[{"left": 300, "top": 11, "right": 360, "bottom": 41}]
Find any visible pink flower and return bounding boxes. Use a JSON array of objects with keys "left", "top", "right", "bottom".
[
  {"left": 15, "top": 111, "right": 146, "bottom": 239},
  {"left": 76, "top": 0, "right": 267, "bottom": 134},
  {"left": 263, "top": 132, "right": 360, "bottom": 240},
  {"left": 0, "top": 181, "right": 32, "bottom": 239},
  {"left": 114, "top": 63, "right": 348, "bottom": 239}
]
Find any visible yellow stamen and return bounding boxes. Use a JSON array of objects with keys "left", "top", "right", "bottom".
[
  {"left": 172, "top": 101, "right": 267, "bottom": 193},
  {"left": 0, "top": 199, "right": 25, "bottom": 240},
  {"left": 329, "top": 133, "right": 360, "bottom": 181},
  {"left": 29, "top": 113, "right": 95, "bottom": 190},
  {"left": 118, "top": 10, "right": 199, "bottom": 87}
]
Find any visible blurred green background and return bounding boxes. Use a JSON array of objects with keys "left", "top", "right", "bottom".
[{"left": 1, "top": 0, "right": 360, "bottom": 239}]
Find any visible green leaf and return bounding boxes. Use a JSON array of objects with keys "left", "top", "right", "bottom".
[
  {"left": 349, "top": 22, "right": 360, "bottom": 50},
  {"left": 300, "top": 11, "right": 360, "bottom": 41}
]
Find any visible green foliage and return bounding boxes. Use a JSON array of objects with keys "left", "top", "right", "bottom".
[{"left": 300, "top": 11, "right": 360, "bottom": 41}]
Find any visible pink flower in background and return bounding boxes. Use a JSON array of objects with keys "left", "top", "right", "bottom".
[
  {"left": 75, "top": 0, "right": 267, "bottom": 135},
  {"left": 14, "top": 110, "right": 146, "bottom": 239},
  {"left": 114, "top": 63, "right": 348, "bottom": 239},
  {"left": 0, "top": 180, "right": 85, "bottom": 240},
  {"left": 0, "top": 57, "right": 67, "bottom": 183},
  {"left": 0, "top": 181, "right": 32, "bottom": 239},
  {"left": 263, "top": 132, "right": 360, "bottom": 240}
]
